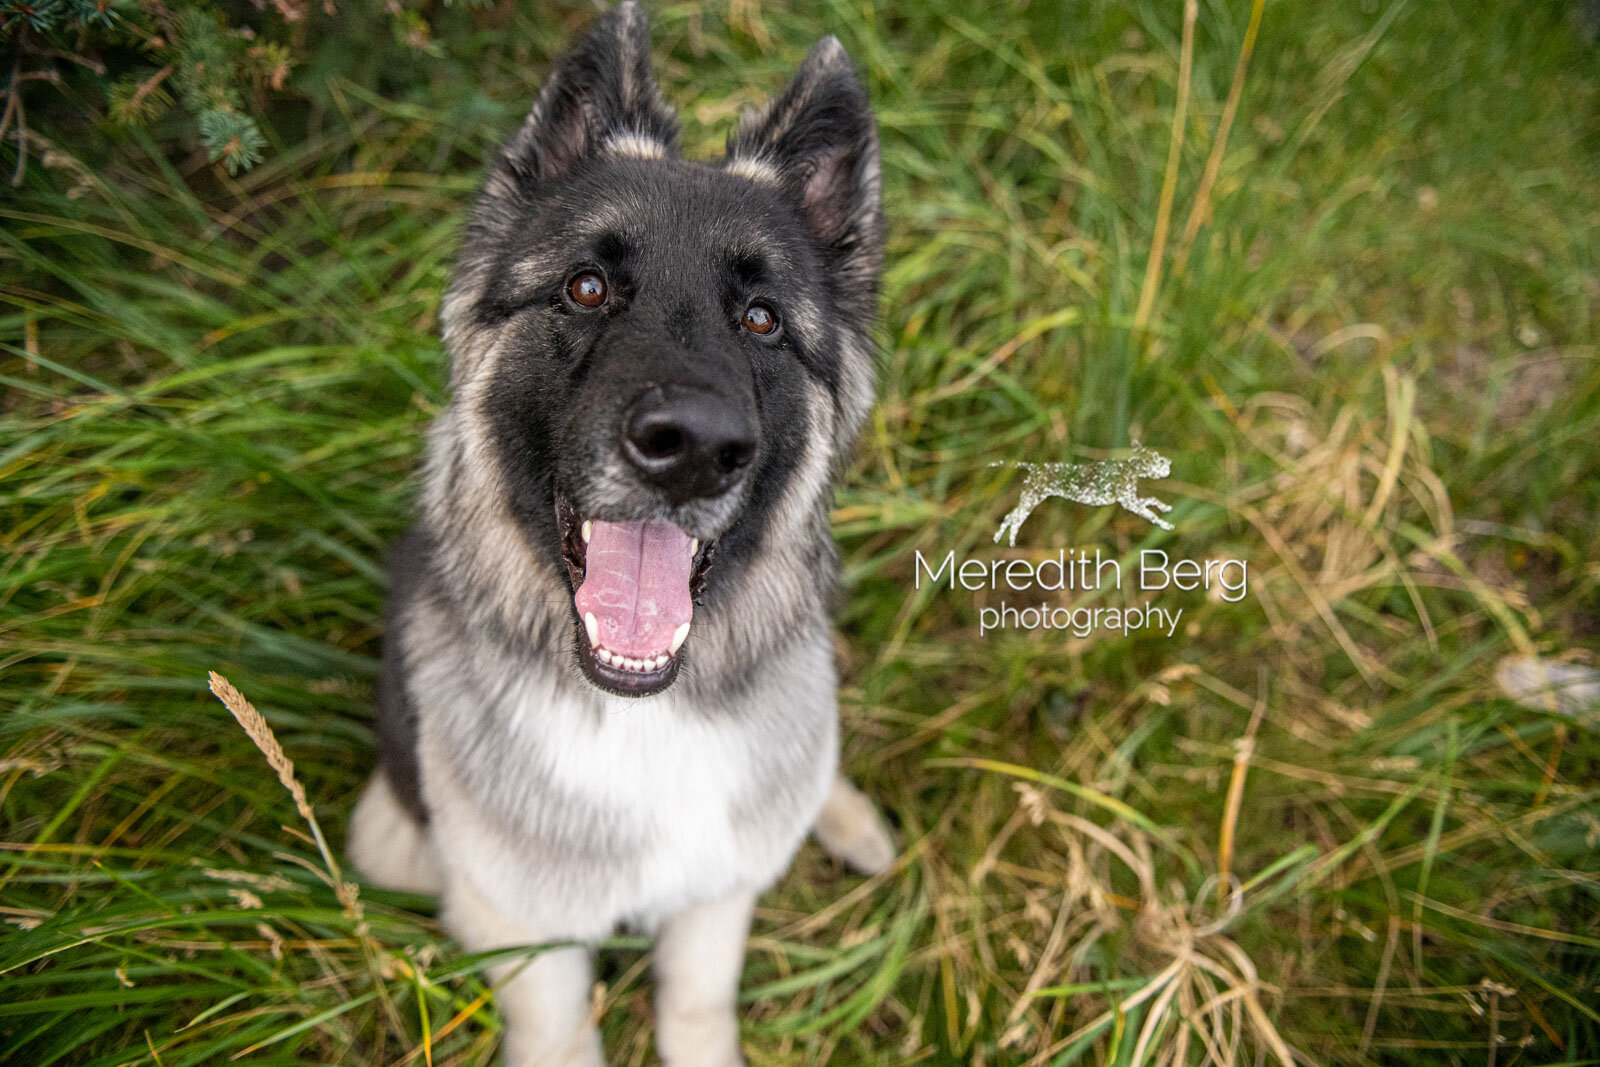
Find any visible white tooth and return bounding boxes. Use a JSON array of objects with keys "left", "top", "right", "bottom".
[
  {"left": 597, "top": 648, "right": 612, "bottom": 664},
  {"left": 690, "top": 538, "right": 700, "bottom": 555},
  {"left": 581, "top": 520, "right": 593, "bottom": 544},
  {"left": 669, "top": 622, "right": 690, "bottom": 655},
  {"left": 628, "top": 657, "right": 643, "bottom": 671},
  {"left": 654, "top": 655, "right": 668, "bottom": 669},
  {"left": 584, "top": 612, "right": 600, "bottom": 647}
]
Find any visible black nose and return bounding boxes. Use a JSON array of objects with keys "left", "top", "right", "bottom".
[{"left": 622, "top": 386, "right": 757, "bottom": 502}]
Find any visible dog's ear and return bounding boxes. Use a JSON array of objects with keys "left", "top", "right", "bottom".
[
  {"left": 499, "top": 2, "right": 678, "bottom": 182},
  {"left": 726, "top": 37, "right": 883, "bottom": 311}
]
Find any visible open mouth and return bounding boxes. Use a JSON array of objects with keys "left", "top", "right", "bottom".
[{"left": 556, "top": 491, "right": 714, "bottom": 696}]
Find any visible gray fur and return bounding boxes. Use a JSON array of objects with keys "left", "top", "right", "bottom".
[{"left": 348, "top": 5, "right": 893, "bottom": 1062}]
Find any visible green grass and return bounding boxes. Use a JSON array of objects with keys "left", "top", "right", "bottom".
[{"left": 3, "top": 1, "right": 1599, "bottom": 1064}]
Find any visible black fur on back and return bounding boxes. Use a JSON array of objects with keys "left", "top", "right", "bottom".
[{"left": 374, "top": 526, "right": 432, "bottom": 824}]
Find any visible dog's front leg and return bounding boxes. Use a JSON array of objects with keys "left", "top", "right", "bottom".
[
  {"left": 653, "top": 887, "right": 757, "bottom": 1067},
  {"left": 444, "top": 874, "right": 603, "bottom": 1067}
]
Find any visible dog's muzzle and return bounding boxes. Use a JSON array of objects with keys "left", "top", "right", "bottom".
[{"left": 558, "top": 383, "right": 755, "bottom": 697}]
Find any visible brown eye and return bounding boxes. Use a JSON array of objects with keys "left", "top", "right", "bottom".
[
  {"left": 569, "top": 273, "right": 606, "bottom": 308},
  {"left": 742, "top": 304, "right": 777, "bottom": 335}
]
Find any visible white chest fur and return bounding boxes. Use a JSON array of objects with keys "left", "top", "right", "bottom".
[
  {"left": 543, "top": 694, "right": 812, "bottom": 918},
  {"left": 416, "top": 646, "right": 838, "bottom": 939}
]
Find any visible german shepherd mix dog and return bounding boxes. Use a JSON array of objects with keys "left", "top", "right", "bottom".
[{"left": 345, "top": 4, "right": 895, "bottom": 1063}]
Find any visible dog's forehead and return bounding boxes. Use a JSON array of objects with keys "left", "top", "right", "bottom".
[{"left": 561, "top": 160, "right": 807, "bottom": 266}]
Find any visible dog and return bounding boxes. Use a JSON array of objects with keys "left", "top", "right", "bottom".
[{"left": 344, "top": 5, "right": 895, "bottom": 1064}]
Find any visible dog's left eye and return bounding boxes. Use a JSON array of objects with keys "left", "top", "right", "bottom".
[
  {"left": 742, "top": 304, "right": 777, "bottom": 335},
  {"left": 569, "top": 273, "right": 607, "bottom": 308}
]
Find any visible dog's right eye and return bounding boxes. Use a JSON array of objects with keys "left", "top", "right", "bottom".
[
  {"left": 569, "top": 273, "right": 607, "bottom": 308},
  {"left": 742, "top": 304, "right": 777, "bottom": 335}
]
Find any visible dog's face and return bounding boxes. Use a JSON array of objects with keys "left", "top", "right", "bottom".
[{"left": 437, "top": 4, "right": 881, "bottom": 698}]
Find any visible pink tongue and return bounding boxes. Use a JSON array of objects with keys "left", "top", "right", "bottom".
[{"left": 574, "top": 521, "right": 694, "bottom": 658}]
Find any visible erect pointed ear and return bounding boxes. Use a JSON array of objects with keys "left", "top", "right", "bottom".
[
  {"left": 725, "top": 37, "right": 883, "bottom": 312},
  {"left": 499, "top": 2, "right": 678, "bottom": 183}
]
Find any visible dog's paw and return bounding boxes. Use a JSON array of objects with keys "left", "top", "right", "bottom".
[
  {"left": 347, "top": 771, "right": 443, "bottom": 895},
  {"left": 814, "top": 778, "right": 896, "bottom": 876},
  {"left": 656, "top": 1008, "right": 744, "bottom": 1067},
  {"left": 500, "top": 1027, "right": 605, "bottom": 1067},
  {"left": 831, "top": 817, "right": 896, "bottom": 876}
]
